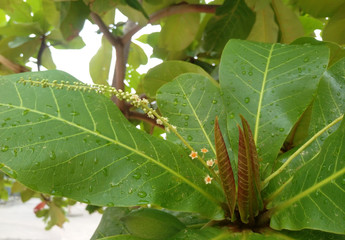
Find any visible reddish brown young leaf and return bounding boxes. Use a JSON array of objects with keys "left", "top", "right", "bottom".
[
  {"left": 237, "top": 115, "right": 263, "bottom": 224},
  {"left": 214, "top": 117, "right": 237, "bottom": 220}
]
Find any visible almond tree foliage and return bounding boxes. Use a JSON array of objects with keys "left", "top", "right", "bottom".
[{"left": 1, "top": 0, "right": 345, "bottom": 238}]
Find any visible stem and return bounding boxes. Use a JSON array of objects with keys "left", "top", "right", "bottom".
[
  {"left": 128, "top": 111, "right": 164, "bottom": 129},
  {"left": 122, "top": 3, "right": 219, "bottom": 44},
  {"left": 37, "top": 35, "right": 46, "bottom": 71},
  {"left": 0, "top": 54, "right": 29, "bottom": 73},
  {"left": 262, "top": 114, "right": 344, "bottom": 187}
]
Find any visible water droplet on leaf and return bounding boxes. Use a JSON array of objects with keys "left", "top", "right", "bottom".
[
  {"left": 244, "top": 97, "right": 250, "bottom": 103},
  {"left": 184, "top": 115, "right": 189, "bottom": 120},
  {"left": 187, "top": 135, "right": 193, "bottom": 141},
  {"left": 212, "top": 100, "right": 217, "bottom": 104},
  {"left": 133, "top": 173, "right": 141, "bottom": 179},
  {"left": 1, "top": 145, "right": 9, "bottom": 152},
  {"left": 304, "top": 57, "right": 309, "bottom": 62},
  {"left": 137, "top": 191, "right": 147, "bottom": 198}
]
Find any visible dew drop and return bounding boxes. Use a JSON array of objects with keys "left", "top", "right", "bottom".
[
  {"left": 184, "top": 115, "right": 189, "bottom": 120},
  {"left": 35, "top": 162, "right": 40, "bottom": 167},
  {"left": 1, "top": 145, "right": 9, "bottom": 152},
  {"left": 241, "top": 71, "right": 246, "bottom": 75},
  {"left": 244, "top": 97, "right": 250, "bottom": 103},
  {"left": 70, "top": 111, "right": 79, "bottom": 116},
  {"left": 229, "top": 113, "right": 235, "bottom": 119},
  {"left": 137, "top": 191, "right": 147, "bottom": 198},
  {"left": 58, "top": 131, "right": 63, "bottom": 135},
  {"left": 144, "top": 170, "right": 150, "bottom": 177},
  {"left": 173, "top": 99, "right": 178, "bottom": 105},
  {"left": 184, "top": 122, "right": 188, "bottom": 127},
  {"left": 49, "top": 151, "right": 56, "bottom": 160},
  {"left": 279, "top": 128, "right": 284, "bottom": 132},
  {"left": 110, "top": 183, "right": 117, "bottom": 188},
  {"left": 94, "top": 158, "right": 99, "bottom": 164},
  {"left": 182, "top": 103, "right": 187, "bottom": 107},
  {"left": 304, "top": 57, "right": 309, "bottom": 62},
  {"left": 11, "top": 149, "right": 18, "bottom": 157},
  {"left": 39, "top": 135, "right": 45, "bottom": 140},
  {"left": 83, "top": 199, "right": 90, "bottom": 204},
  {"left": 212, "top": 100, "right": 217, "bottom": 104},
  {"left": 210, "top": 120, "right": 214, "bottom": 125},
  {"left": 102, "top": 168, "right": 108, "bottom": 176},
  {"left": 133, "top": 173, "right": 142, "bottom": 180},
  {"left": 248, "top": 71, "right": 253, "bottom": 76},
  {"left": 107, "top": 202, "right": 114, "bottom": 207},
  {"left": 89, "top": 185, "right": 93, "bottom": 192},
  {"left": 298, "top": 67, "right": 302, "bottom": 73},
  {"left": 22, "top": 109, "right": 30, "bottom": 116},
  {"left": 79, "top": 161, "right": 83, "bottom": 166},
  {"left": 187, "top": 135, "right": 193, "bottom": 141}
]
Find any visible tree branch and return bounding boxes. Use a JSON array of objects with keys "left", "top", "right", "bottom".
[
  {"left": 90, "top": 12, "right": 122, "bottom": 48},
  {"left": 37, "top": 35, "right": 46, "bottom": 71},
  {"left": 122, "top": 3, "right": 219, "bottom": 44},
  {"left": 128, "top": 111, "right": 165, "bottom": 129},
  {"left": 0, "top": 54, "right": 30, "bottom": 73}
]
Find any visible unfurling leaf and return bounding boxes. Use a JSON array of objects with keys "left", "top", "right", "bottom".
[
  {"left": 237, "top": 115, "right": 263, "bottom": 224},
  {"left": 214, "top": 117, "right": 236, "bottom": 220}
]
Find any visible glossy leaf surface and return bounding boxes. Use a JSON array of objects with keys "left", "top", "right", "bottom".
[
  {"left": 143, "top": 61, "right": 213, "bottom": 98},
  {"left": 157, "top": 73, "right": 226, "bottom": 157},
  {"left": 0, "top": 70, "right": 224, "bottom": 219},
  {"left": 219, "top": 39, "right": 329, "bottom": 177},
  {"left": 270, "top": 117, "right": 345, "bottom": 234}
]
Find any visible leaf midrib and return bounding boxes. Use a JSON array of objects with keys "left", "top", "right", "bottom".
[
  {"left": 0, "top": 100, "right": 221, "bottom": 207},
  {"left": 177, "top": 80, "right": 216, "bottom": 154},
  {"left": 254, "top": 44, "right": 275, "bottom": 143}
]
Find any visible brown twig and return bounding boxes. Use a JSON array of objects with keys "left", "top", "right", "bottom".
[
  {"left": 122, "top": 3, "right": 219, "bottom": 44},
  {"left": 37, "top": 35, "right": 47, "bottom": 71},
  {"left": 128, "top": 111, "right": 164, "bottom": 129},
  {"left": 0, "top": 55, "right": 30, "bottom": 73}
]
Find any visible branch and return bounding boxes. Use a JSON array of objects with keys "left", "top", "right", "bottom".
[
  {"left": 37, "top": 35, "right": 47, "bottom": 71},
  {"left": 0, "top": 54, "right": 30, "bottom": 73},
  {"left": 90, "top": 12, "right": 122, "bottom": 48},
  {"left": 128, "top": 111, "right": 165, "bottom": 129},
  {"left": 122, "top": 3, "right": 219, "bottom": 43}
]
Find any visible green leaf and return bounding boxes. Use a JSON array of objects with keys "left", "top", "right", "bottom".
[
  {"left": 128, "top": 43, "right": 148, "bottom": 69},
  {"left": 292, "top": 0, "right": 345, "bottom": 18},
  {"left": 122, "top": 208, "right": 185, "bottom": 240},
  {"left": 237, "top": 116, "right": 263, "bottom": 224},
  {"left": 323, "top": 3, "right": 345, "bottom": 45},
  {"left": 124, "top": 0, "right": 149, "bottom": 19},
  {"left": 59, "top": 0, "right": 89, "bottom": 41},
  {"left": 0, "top": 22, "right": 42, "bottom": 37},
  {"left": 219, "top": 39, "right": 329, "bottom": 177},
  {"left": 159, "top": 13, "right": 200, "bottom": 51},
  {"left": 41, "top": 47, "right": 56, "bottom": 70},
  {"left": 299, "top": 15, "right": 324, "bottom": 37},
  {"left": 98, "top": 235, "right": 145, "bottom": 240},
  {"left": 156, "top": 73, "right": 225, "bottom": 157},
  {"left": 215, "top": 117, "right": 236, "bottom": 220},
  {"left": 247, "top": 3, "right": 278, "bottom": 43},
  {"left": 42, "top": 0, "right": 60, "bottom": 28},
  {"left": 0, "top": 70, "right": 224, "bottom": 220},
  {"left": 270, "top": 116, "right": 345, "bottom": 234},
  {"left": 202, "top": 0, "right": 255, "bottom": 56},
  {"left": 89, "top": 36, "right": 112, "bottom": 85},
  {"left": 143, "top": 61, "right": 213, "bottom": 98},
  {"left": 0, "top": 0, "right": 32, "bottom": 22},
  {"left": 91, "top": 207, "right": 130, "bottom": 240},
  {"left": 0, "top": 9, "right": 7, "bottom": 27},
  {"left": 271, "top": 0, "right": 304, "bottom": 43},
  {"left": 263, "top": 58, "right": 345, "bottom": 198}
]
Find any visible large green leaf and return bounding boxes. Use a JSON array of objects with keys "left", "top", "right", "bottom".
[
  {"left": 128, "top": 43, "right": 147, "bottom": 69},
  {"left": 247, "top": 3, "right": 278, "bottom": 43},
  {"left": 269, "top": 116, "right": 345, "bottom": 234},
  {"left": 271, "top": 0, "right": 304, "bottom": 43},
  {"left": 159, "top": 13, "right": 200, "bottom": 51},
  {"left": 219, "top": 39, "right": 329, "bottom": 177},
  {"left": 156, "top": 73, "right": 226, "bottom": 158},
  {"left": 89, "top": 36, "right": 112, "bottom": 85},
  {"left": 263, "top": 58, "right": 345, "bottom": 198},
  {"left": 142, "top": 61, "right": 213, "bottom": 98},
  {"left": 291, "top": 0, "right": 345, "bottom": 18},
  {"left": 91, "top": 207, "right": 130, "bottom": 240},
  {"left": 0, "top": 70, "right": 225, "bottom": 219},
  {"left": 202, "top": 0, "right": 255, "bottom": 56},
  {"left": 323, "top": 3, "right": 345, "bottom": 45}
]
